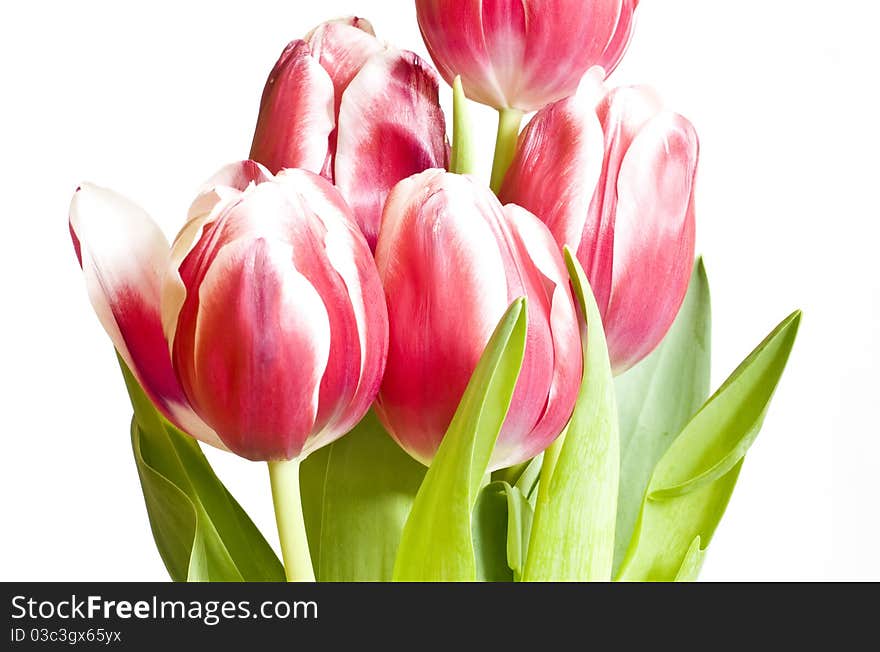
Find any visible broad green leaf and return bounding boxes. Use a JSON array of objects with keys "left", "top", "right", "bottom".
[
  {"left": 300, "top": 411, "right": 426, "bottom": 581},
  {"left": 523, "top": 250, "right": 619, "bottom": 582},
  {"left": 613, "top": 259, "right": 712, "bottom": 573},
  {"left": 392, "top": 298, "right": 528, "bottom": 581},
  {"left": 120, "top": 360, "right": 284, "bottom": 582},
  {"left": 616, "top": 311, "right": 801, "bottom": 581},
  {"left": 473, "top": 481, "right": 534, "bottom": 582}
]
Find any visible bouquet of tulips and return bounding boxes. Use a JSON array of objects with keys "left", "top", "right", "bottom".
[{"left": 69, "top": 1, "right": 799, "bottom": 582}]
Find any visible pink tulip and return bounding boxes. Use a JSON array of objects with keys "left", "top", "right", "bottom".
[
  {"left": 415, "top": 0, "right": 639, "bottom": 112},
  {"left": 70, "top": 160, "right": 388, "bottom": 461},
  {"left": 250, "top": 17, "right": 449, "bottom": 249},
  {"left": 500, "top": 74, "right": 699, "bottom": 374},
  {"left": 374, "top": 170, "right": 582, "bottom": 470}
]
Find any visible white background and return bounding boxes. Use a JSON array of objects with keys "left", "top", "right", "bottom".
[{"left": 1, "top": 0, "right": 876, "bottom": 581}]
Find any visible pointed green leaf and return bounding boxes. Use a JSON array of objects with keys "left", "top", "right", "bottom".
[
  {"left": 491, "top": 452, "right": 543, "bottom": 498},
  {"left": 473, "top": 483, "right": 515, "bottom": 582},
  {"left": 513, "top": 453, "right": 543, "bottom": 502},
  {"left": 472, "top": 481, "right": 534, "bottom": 582},
  {"left": 523, "top": 250, "right": 619, "bottom": 581},
  {"left": 674, "top": 536, "right": 706, "bottom": 582},
  {"left": 616, "top": 311, "right": 801, "bottom": 581},
  {"left": 504, "top": 484, "right": 534, "bottom": 581},
  {"left": 121, "top": 359, "right": 284, "bottom": 582},
  {"left": 392, "top": 298, "right": 528, "bottom": 581},
  {"left": 300, "top": 411, "right": 426, "bottom": 581},
  {"left": 613, "top": 259, "right": 712, "bottom": 573}
]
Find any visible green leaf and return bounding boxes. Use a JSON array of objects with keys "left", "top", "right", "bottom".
[
  {"left": 513, "top": 453, "right": 543, "bottom": 503},
  {"left": 522, "top": 249, "right": 619, "bottom": 581},
  {"left": 392, "top": 298, "right": 528, "bottom": 581},
  {"left": 674, "top": 536, "right": 706, "bottom": 582},
  {"left": 473, "top": 483, "right": 514, "bottom": 582},
  {"left": 300, "top": 411, "right": 426, "bottom": 581},
  {"left": 616, "top": 310, "right": 801, "bottom": 581},
  {"left": 491, "top": 452, "right": 543, "bottom": 498},
  {"left": 120, "top": 359, "right": 284, "bottom": 582},
  {"left": 613, "top": 259, "right": 712, "bottom": 573},
  {"left": 472, "top": 481, "right": 534, "bottom": 582}
]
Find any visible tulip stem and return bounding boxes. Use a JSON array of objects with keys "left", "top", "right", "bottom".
[
  {"left": 489, "top": 108, "right": 524, "bottom": 194},
  {"left": 268, "top": 458, "right": 315, "bottom": 582},
  {"left": 450, "top": 76, "right": 477, "bottom": 175}
]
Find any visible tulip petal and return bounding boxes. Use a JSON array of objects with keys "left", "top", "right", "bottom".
[
  {"left": 264, "top": 174, "right": 361, "bottom": 445},
  {"left": 304, "top": 21, "right": 387, "bottom": 180},
  {"left": 69, "top": 184, "right": 222, "bottom": 448},
  {"left": 599, "top": 0, "right": 640, "bottom": 77},
  {"left": 499, "top": 88, "right": 606, "bottom": 251},
  {"left": 500, "top": 205, "right": 582, "bottom": 467},
  {"left": 163, "top": 161, "right": 275, "bottom": 349},
  {"left": 335, "top": 50, "right": 449, "bottom": 249},
  {"left": 377, "top": 172, "right": 582, "bottom": 469},
  {"left": 514, "top": 0, "right": 630, "bottom": 109},
  {"left": 182, "top": 236, "right": 331, "bottom": 461},
  {"left": 603, "top": 112, "right": 698, "bottom": 373},
  {"left": 492, "top": 208, "right": 556, "bottom": 467},
  {"left": 375, "top": 172, "right": 509, "bottom": 464},
  {"left": 249, "top": 40, "right": 335, "bottom": 175},
  {"left": 478, "top": 0, "right": 528, "bottom": 105},
  {"left": 276, "top": 170, "right": 389, "bottom": 452},
  {"left": 579, "top": 85, "right": 664, "bottom": 315},
  {"left": 417, "top": 0, "right": 637, "bottom": 112},
  {"left": 171, "top": 175, "right": 386, "bottom": 460},
  {"left": 305, "top": 21, "right": 386, "bottom": 117},
  {"left": 305, "top": 15, "right": 376, "bottom": 38},
  {"left": 416, "top": 0, "right": 508, "bottom": 108},
  {"left": 187, "top": 159, "right": 274, "bottom": 220}
]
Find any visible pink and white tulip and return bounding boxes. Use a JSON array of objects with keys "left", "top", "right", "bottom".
[
  {"left": 250, "top": 17, "right": 449, "bottom": 249},
  {"left": 374, "top": 170, "right": 582, "bottom": 470},
  {"left": 415, "top": 0, "right": 639, "bottom": 112},
  {"left": 500, "top": 75, "right": 699, "bottom": 374},
  {"left": 71, "top": 161, "right": 388, "bottom": 461}
]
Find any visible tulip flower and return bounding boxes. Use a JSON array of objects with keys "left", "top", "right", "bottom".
[
  {"left": 250, "top": 17, "right": 448, "bottom": 248},
  {"left": 71, "top": 160, "right": 389, "bottom": 581},
  {"left": 416, "top": 0, "right": 639, "bottom": 189},
  {"left": 374, "top": 169, "right": 582, "bottom": 470},
  {"left": 499, "top": 75, "right": 699, "bottom": 374},
  {"left": 415, "top": 0, "right": 638, "bottom": 113},
  {"left": 70, "top": 160, "right": 388, "bottom": 462}
]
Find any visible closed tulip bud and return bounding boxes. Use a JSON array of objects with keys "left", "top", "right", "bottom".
[
  {"left": 415, "top": 0, "right": 639, "bottom": 112},
  {"left": 500, "top": 74, "right": 699, "bottom": 374},
  {"left": 71, "top": 161, "right": 388, "bottom": 462},
  {"left": 250, "top": 17, "right": 448, "bottom": 249},
  {"left": 374, "top": 169, "right": 582, "bottom": 470}
]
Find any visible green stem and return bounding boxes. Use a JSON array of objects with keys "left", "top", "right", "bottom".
[
  {"left": 268, "top": 458, "right": 315, "bottom": 582},
  {"left": 489, "top": 108, "right": 524, "bottom": 193},
  {"left": 450, "top": 76, "right": 477, "bottom": 176}
]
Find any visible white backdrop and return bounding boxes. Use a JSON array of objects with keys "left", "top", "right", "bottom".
[{"left": 1, "top": 0, "right": 876, "bottom": 581}]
